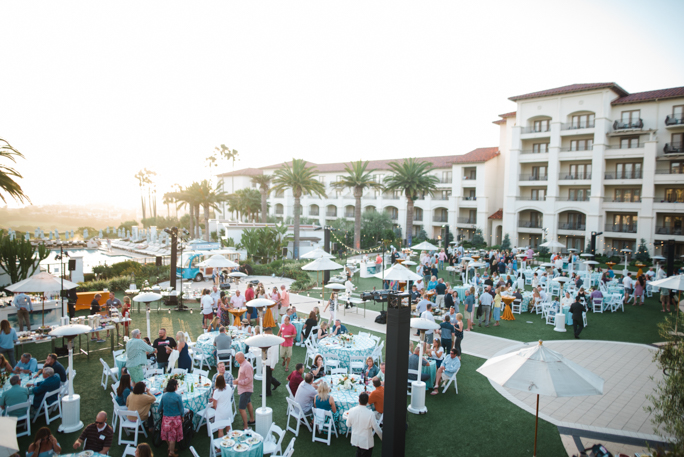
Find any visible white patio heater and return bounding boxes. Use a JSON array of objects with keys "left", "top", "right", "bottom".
[
  {"left": 49, "top": 324, "right": 92, "bottom": 433},
  {"left": 246, "top": 298, "right": 274, "bottom": 380},
  {"left": 245, "top": 333, "right": 285, "bottom": 438},
  {"left": 133, "top": 292, "right": 162, "bottom": 339},
  {"left": 407, "top": 317, "right": 440, "bottom": 415}
]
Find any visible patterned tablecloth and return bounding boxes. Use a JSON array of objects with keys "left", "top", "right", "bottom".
[
  {"left": 521, "top": 292, "right": 534, "bottom": 312},
  {"left": 146, "top": 372, "right": 212, "bottom": 426},
  {"left": 195, "top": 329, "right": 249, "bottom": 367},
  {"left": 323, "top": 374, "right": 376, "bottom": 434},
  {"left": 219, "top": 431, "right": 264, "bottom": 457},
  {"left": 317, "top": 335, "right": 376, "bottom": 368}
]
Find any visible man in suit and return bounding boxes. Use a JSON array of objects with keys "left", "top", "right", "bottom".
[
  {"left": 27, "top": 367, "right": 61, "bottom": 411},
  {"left": 346, "top": 392, "right": 382, "bottom": 456}
]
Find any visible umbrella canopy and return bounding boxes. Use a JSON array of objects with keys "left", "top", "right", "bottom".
[
  {"left": 133, "top": 292, "right": 163, "bottom": 303},
  {"left": 228, "top": 272, "right": 248, "bottom": 277},
  {"left": 301, "top": 257, "right": 344, "bottom": 271},
  {"left": 539, "top": 240, "right": 564, "bottom": 249},
  {"left": 411, "top": 241, "right": 440, "bottom": 251},
  {"left": 649, "top": 274, "right": 684, "bottom": 291},
  {"left": 552, "top": 276, "right": 570, "bottom": 283},
  {"left": 410, "top": 317, "right": 440, "bottom": 331},
  {"left": 374, "top": 263, "right": 422, "bottom": 281},
  {"left": 0, "top": 416, "right": 19, "bottom": 457},
  {"left": 583, "top": 260, "right": 599, "bottom": 265},
  {"left": 460, "top": 257, "right": 473, "bottom": 262},
  {"left": 324, "top": 283, "right": 347, "bottom": 290},
  {"left": 49, "top": 324, "right": 93, "bottom": 338},
  {"left": 301, "top": 248, "right": 335, "bottom": 259},
  {"left": 540, "top": 262, "right": 555, "bottom": 268},
  {"left": 580, "top": 253, "right": 594, "bottom": 258},
  {"left": 197, "top": 254, "right": 239, "bottom": 268},
  {"left": 652, "top": 255, "right": 666, "bottom": 261},
  {"left": 620, "top": 248, "right": 632, "bottom": 253},
  {"left": 246, "top": 298, "right": 275, "bottom": 309},
  {"left": 477, "top": 341, "right": 604, "bottom": 397},
  {"left": 402, "top": 260, "right": 417, "bottom": 266},
  {"left": 245, "top": 334, "right": 285, "bottom": 348},
  {"left": 6, "top": 272, "right": 79, "bottom": 293}
]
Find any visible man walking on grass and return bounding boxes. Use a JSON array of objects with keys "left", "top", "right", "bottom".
[{"left": 233, "top": 352, "right": 255, "bottom": 429}]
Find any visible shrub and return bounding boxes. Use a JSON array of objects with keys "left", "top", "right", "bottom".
[
  {"left": 500, "top": 233, "right": 511, "bottom": 251},
  {"left": 77, "top": 279, "right": 110, "bottom": 292},
  {"left": 108, "top": 276, "right": 132, "bottom": 292}
]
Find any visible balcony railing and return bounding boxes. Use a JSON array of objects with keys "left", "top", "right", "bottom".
[
  {"left": 463, "top": 196, "right": 477, "bottom": 201},
  {"left": 325, "top": 211, "right": 337, "bottom": 217},
  {"left": 664, "top": 142, "right": 683, "bottom": 154},
  {"left": 275, "top": 210, "right": 284, "bottom": 215},
  {"left": 613, "top": 119, "right": 643, "bottom": 130},
  {"left": 434, "top": 195, "right": 450, "bottom": 201},
  {"left": 519, "top": 174, "right": 549, "bottom": 181},
  {"left": 561, "top": 121, "right": 595, "bottom": 130},
  {"left": 413, "top": 215, "right": 423, "bottom": 222},
  {"left": 604, "top": 223, "right": 638, "bottom": 233},
  {"left": 364, "top": 195, "right": 376, "bottom": 200},
  {"left": 665, "top": 115, "right": 684, "bottom": 126},
  {"left": 439, "top": 178, "right": 453, "bottom": 184},
  {"left": 518, "top": 220, "right": 543, "bottom": 228},
  {"left": 388, "top": 214, "right": 398, "bottom": 220},
  {"left": 462, "top": 175, "right": 477, "bottom": 181},
  {"left": 457, "top": 217, "right": 476, "bottom": 224},
  {"left": 344, "top": 212, "right": 354, "bottom": 218},
  {"left": 656, "top": 226, "right": 683, "bottom": 235},
  {"left": 656, "top": 168, "right": 684, "bottom": 175},
  {"left": 382, "top": 195, "right": 400, "bottom": 200},
  {"left": 657, "top": 198, "right": 684, "bottom": 203},
  {"left": 559, "top": 223, "right": 586, "bottom": 230},
  {"left": 309, "top": 211, "right": 319, "bottom": 216},
  {"left": 604, "top": 197, "right": 641, "bottom": 203},
  {"left": 559, "top": 172, "right": 592, "bottom": 180},
  {"left": 561, "top": 196, "right": 590, "bottom": 202},
  {"left": 522, "top": 125, "right": 551, "bottom": 134},
  {"left": 516, "top": 196, "right": 546, "bottom": 201},
  {"left": 560, "top": 146, "right": 594, "bottom": 152},
  {"left": 604, "top": 171, "right": 643, "bottom": 179},
  {"left": 433, "top": 216, "right": 449, "bottom": 223},
  {"left": 521, "top": 149, "right": 548, "bottom": 154}
]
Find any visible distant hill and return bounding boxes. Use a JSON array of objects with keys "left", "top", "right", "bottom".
[{"left": 0, "top": 205, "right": 137, "bottom": 232}]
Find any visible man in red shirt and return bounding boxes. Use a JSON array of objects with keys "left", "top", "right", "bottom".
[
  {"left": 277, "top": 315, "right": 297, "bottom": 372},
  {"left": 287, "top": 363, "right": 304, "bottom": 396},
  {"left": 244, "top": 283, "right": 255, "bottom": 322}
]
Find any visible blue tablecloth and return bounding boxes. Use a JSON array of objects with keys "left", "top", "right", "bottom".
[
  {"left": 323, "top": 374, "right": 376, "bottom": 434},
  {"left": 423, "top": 359, "right": 437, "bottom": 389},
  {"left": 195, "top": 329, "right": 248, "bottom": 367},
  {"left": 317, "top": 335, "right": 376, "bottom": 369},
  {"left": 219, "top": 431, "right": 264, "bottom": 457},
  {"left": 561, "top": 305, "right": 573, "bottom": 325},
  {"left": 452, "top": 286, "right": 469, "bottom": 301},
  {"left": 146, "top": 372, "right": 212, "bottom": 427},
  {"left": 292, "top": 320, "right": 304, "bottom": 343}
]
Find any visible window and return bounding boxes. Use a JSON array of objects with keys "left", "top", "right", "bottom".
[
  {"left": 442, "top": 171, "right": 452, "bottom": 183},
  {"left": 614, "top": 188, "right": 641, "bottom": 202},
  {"left": 621, "top": 110, "right": 640, "bottom": 124},
  {"left": 568, "top": 188, "right": 590, "bottom": 201},
  {"left": 616, "top": 162, "right": 642, "bottom": 179},
  {"left": 620, "top": 137, "right": 640, "bottom": 149},
  {"left": 570, "top": 139, "right": 593, "bottom": 151},
  {"left": 531, "top": 166, "right": 547, "bottom": 180},
  {"left": 532, "top": 143, "right": 549, "bottom": 153},
  {"left": 672, "top": 133, "right": 683, "bottom": 148},
  {"left": 674, "top": 105, "right": 684, "bottom": 118},
  {"left": 566, "top": 212, "right": 585, "bottom": 229},
  {"left": 670, "top": 162, "right": 684, "bottom": 174},
  {"left": 663, "top": 216, "right": 683, "bottom": 233},
  {"left": 568, "top": 163, "right": 591, "bottom": 179},
  {"left": 571, "top": 114, "right": 595, "bottom": 128},
  {"left": 437, "top": 190, "right": 451, "bottom": 200},
  {"left": 533, "top": 119, "right": 550, "bottom": 132},
  {"left": 613, "top": 214, "right": 637, "bottom": 230},
  {"left": 317, "top": 176, "right": 325, "bottom": 185},
  {"left": 665, "top": 188, "right": 684, "bottom": 203},
  {"left": 372, "top": 174, "right": 382, "bottom": 183},
  {"left": 530, "top": 212, "right": 541, "bottom": 227},
  {"left": 468, "top": 210, "right": 477, "bottom": 223},
  {"left": 531, "top": 188, "right": 546, "bottom": 201}
]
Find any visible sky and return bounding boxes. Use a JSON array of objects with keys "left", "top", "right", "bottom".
[{"left": 1, "top": 0, "right": 683, "bottom": 212}]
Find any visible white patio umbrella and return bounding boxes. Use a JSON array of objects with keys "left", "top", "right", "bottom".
[
  {"left": 373, "top": 263, "right": 422, "bottom": 282},
  {"left": 6, "top": 272, "right": 79, "bottom": 326},
  {"left": 324, "top": 283, "right": 346, "bottom": 290},
  {"left": 402, "top": 260, "right": 417, "bottom": 266},
  {"left": 301, "top": 247, "right": 335, "bottom": 259},
  {"left": 411, "top": 241, "right": 440, "bottom": 251},
  {"left": 228, "top": 272, "right": 247, "bottom": 277},
  {"left": 649, "top": 275, "right": 684, "bottom": 334},
  {"left": 133, "top": 292, "right": 162, "bottom": 339},
  {"left": 0, "top": 416, "right": 19, "bottom": 457},
  {"left": 477, "top": 341, "right": 604, "bottom": 457},
  {"left": 302, "top": 257, "right": 345, "bottom": 299},
  {"left": 197, "top": 254, "right": 239, "bottom": 269}
]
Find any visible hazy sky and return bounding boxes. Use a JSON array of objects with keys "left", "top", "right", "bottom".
[{"left": 2, "top": 0, "right": 683, "bottom": 211}]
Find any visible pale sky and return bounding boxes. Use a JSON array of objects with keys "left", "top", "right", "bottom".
[{"left": 1, "top": 0, "right": 683, "bottom": 211}]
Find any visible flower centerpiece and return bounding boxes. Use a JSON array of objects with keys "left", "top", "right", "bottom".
[
  {"left": 161, "top": 372, "right": 185, "bottom": 390},
  {"left": 338, "top": 333, "right": 354, "bottom": 346},
  {"left": 0, "top": 371, "right": 9, "bottom": 386},
  {"left": 336, "top": 374, "right": 358, "bottom": 390}
]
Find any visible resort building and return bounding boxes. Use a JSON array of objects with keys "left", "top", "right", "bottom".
[{"left": 496, "top": 83, "right": 684, "bottom": 257}]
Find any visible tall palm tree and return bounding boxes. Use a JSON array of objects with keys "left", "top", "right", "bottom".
[
  {"left": 169, "top": 183, "right": 202, "bottom": 239},
  {"left": 271, "top": 159, "right": 326, "bottom": 259},
  {"left": 197, "top": 180, "right": 229, "bottom": 241},
  {"left": 0, "top": 138, "right": 30, "bottom": 204},
  {"left": 133, "top": 170, "right": 149, "bottom": 219},
  {"left": 331, "top": 161, "right": 383, "bottom": 250},
  {"left": 251, "top": 174, "right": 272, "bottom": 223},
  {"left": 162, "top": 192, "right": 174, "bottom": 218},
  {"left": 383, "top": 158, "right": 440, "bottom": 246}
]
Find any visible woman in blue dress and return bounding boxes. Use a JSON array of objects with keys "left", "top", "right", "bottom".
[
  {"left": 313, "top": 381, "right": 337, "bottom": 414},
  {"left": 27, "top": 426, "right": 61, "bottom": 457},
  {"left": 175, "top": 331, "right": 193, "bottom": 371}
]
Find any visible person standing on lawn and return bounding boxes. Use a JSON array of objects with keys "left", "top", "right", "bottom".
[
  {"left": 277, "top": 315, "right": 296, "bottom": 372},
  {"left": 346, "top": 392, "right": 382, "bottom": 456},
  {"left": 233, "top": 352, "right": 255, "bottom": 429},
  {"left": 570, "top": 297, "right": 585, "bottom": 339},
  {"left": 153, "top": 328, "right": 177, "bottom": 373},
  {"left": 201, "top": 289, "right": 214, "bottom": 329},
  {"left": 126, "top": 329, "right": 155, "bottom": 383},
  {"left": 90, "top": 294, "right": 105, "bottom": 342}
]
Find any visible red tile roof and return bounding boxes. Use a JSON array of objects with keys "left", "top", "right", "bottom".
[
  {"left": 492, "top": 119, "right": 506, "bottom": 125},
  {"left": 216, "top": 167, "right": 264, "bottom": 178},
  {"left": 612, "top": 86, "right": 684, "bottom": 105},
  {"left": 488, "top": 209, "right": 503, "bottom": 220},
  {"left": 499, "top": 111, "right": 516, "bottom": 118},
  {"left": 509, "top": 83, "right": 629, "bottom": 101}
]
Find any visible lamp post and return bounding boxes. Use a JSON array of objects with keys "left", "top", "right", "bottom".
[
  {"left": 244, "top": 333, "right": 285, "bottom": 438},
  {"left": 407, "top": 317, "right": 440, "bottom": 415}
]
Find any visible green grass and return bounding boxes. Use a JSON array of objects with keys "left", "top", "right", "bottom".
[{"left": 14, "top": 292, "right": 565, "bottom": 457}]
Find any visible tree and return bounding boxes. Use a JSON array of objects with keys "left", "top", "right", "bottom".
[
  {"left": 162, "top": 192, "right": 174, "bottom": 218},
  {"left": 501, "top": 233, "right": 511, "bottom": 251},
  {"left": 331, "top": 161, "right": 384, "bottom": 250},
  {"left": 538, "top": 237, "right": 549, "bottom": 258},
  {"left": 134, "top": 169, "right": 154, "bottom": 220},
  {"left": 383, "top": 158, "right": 439, "bottom": 247},
  {"left": 168, "top": 183, "right": 202, "bottom": 239},
  {"left": 0, "top": 230, "right": 49, "bottom": 284},
  {"left": 197, "top": 180, "right": 229, "bottom": 241},
  {"left": 472, "top": 227, "right": 485, "bottom": 247},
  {"left": 360, "top": 210, "right": 393, "bottom": 247},
  {"left": 251, "top": 174, "right": 272, "bottom": 223},
  {"left": 118, "top": 220, "right": 138, "bottom": 232},
  {"left": 271, "top": 159, "right": 326, "bottom": 259},
  {"left": 635, "top": 238, "right": 651, "bottom": 264},
  {"left": 0, "top": 138, "right": 30, "bottom": 204},
  {"left": 239, "top": 226, "right": 288, "bottom": 263},
  {"left": 227, "top": 188, "right": 262, "bottom": 222}
]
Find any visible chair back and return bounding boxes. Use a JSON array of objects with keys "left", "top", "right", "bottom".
[
  {"left": 286, "top": 383, "right": 295, "bottom": 399},
  {"left": 195, "top": 369, "right": 209, "bottom": 379},
  {"left": 331, "top": 368, "right": 348, "bottom": 376},
  {"left": 265, "top": 423, "right": 286, "bottom": 453},
  {"left": 286, "top": 397, "right": 306, "bottom": 418},
  {"left": 171, "top": 368, "right": 187, "bottom": 375},
  {"left": 282, "top": 437, "right": 296, "bottom": 457}
]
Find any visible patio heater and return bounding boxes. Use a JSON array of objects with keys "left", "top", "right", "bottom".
[
  {"left": 245, "top": 298, "right": 274, "bottom": 380},
  {"left": 133, "top": 292, "right": 162, "bottom": 339},
  {"left": 245, "top": 333, "right": 284, "bottom": 438},
  {"left": 407, "top": 317, "right": 440, "bottom": 415}
]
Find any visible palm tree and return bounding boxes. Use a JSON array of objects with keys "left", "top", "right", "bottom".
[
  {"left": 332, "top": 161, "right": 383, "bottom": 250},
  {"left": 251, "top": 174, "right": 272, "bottom": 223},
  {"left": 133, "top": 170, "right": 149, "bottom": 219},
  {"left": 0, "top": 138, "right": 30, "bottom": 204},
  {"left": 169, "top": 183, "right": 202, "bottom": 239},
  {"left": 271, "top": 159, "right": 326, "bottom": 259},
  {"left": 383, "top": 158, "right": 440, "bottom": 246},
  {"left": 197, "top": 180, "right": 229, "bottom": 241},
  {"left": 162, "top": 192, "right": 174, "bottom": 218}
]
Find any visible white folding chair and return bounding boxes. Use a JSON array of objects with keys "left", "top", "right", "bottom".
[
  {"left": 407, "top": 369, "right": 420, "bottom": 394},
  {"left": 194, "top": 369, "right": 209, "bottom": 379},
  {"left": 611, "top": 294, "right": 625, "bottom": 312},
  {"left": 592, "top": 298, "right": 603, "bottom": 313},
  {"left": 208, "top": 420, "right": 234, "bottom": 457},
  {"left": 117, "top": 409, "right": 147, "bottom": 447},
  {"left": 189, "top": 446, "right": 201, "bottom": 457},
  {"left": 357, "top": 331, "right": 370, "bottom": 338},
  {"left": 110, "top": 392, "right": 128, "bottom": 429},
  {"left": 195, "top": 400, "right": 216, "bottom": 432},
  {"left": 372, "top": 341, "right": 385, "bottom": 364},
  {"left": 144, "top": 368, "right": 163, "bottom": 378},
  {"left": 171, "top": 368, "right": 188, "bottom": 375},
  {"left": 349, "top": 356, "right": 365, "bottom": 374},
  {"left": 123, "top": 444, "right": 137, "bottom": 456},
  {"left": 286, "top": 397, "right": 312, "bottom": 436},
  {"left": 304, "top": 341, "right": 317, "bottom": 367},
  {"left": 32, "top": 387, "right": 62, "bottom": 424},
  {"left": 531, "top": 299, "right": 543, "bottom": 315},
  {"left": 331, "top": 367, "right": 348, "bottom": 376},
  {"left": 216, "top": 348, "right": 234, "bottom": 370},
  {"left": 112, "top": 348, "right": 125, "bottom": 365},
  {"left": 274, "top": 437, "right": 296, "bottom": 457},
  {"left": 307, "top": 326, "right": 320, "bottom": 347},
  {"left": 511, "top": 299, "right": 521, "bottom": 314},
  {"left": 286, "top": 383, "right": 295, "bottom": 399},
  {"left": 441, "top": 367, "right": 460, "bottom": 394},
  {"left": 645, "top": 284, "right": 653, "bottom": 297},
  {"left": 4, "top": 400, "right": 31, "bottom": 437},
  {"left": 324, "top": 357, "right": 340, "bottom": 374},
  {"left": 100, "top": 358, "right": 119, "bottom": 390},
  {"left": 582, "top": 311, "right": 588, "bottom": 328},
  {"left": 263, "top": 423, "right": 286, "bottom": 455},
  {"left": 193, "top": 350, "right": 211, "bottom": 371},
  {"left": 311, "top": 407, "right": 338, "bottom": 445},
  {"left": 184, "top": 332, "right": 196, "bottom": 348}
]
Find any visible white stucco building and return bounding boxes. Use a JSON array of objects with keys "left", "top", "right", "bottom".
[{"left": 496, "top": 82, "right": 684, "bottom": 257}]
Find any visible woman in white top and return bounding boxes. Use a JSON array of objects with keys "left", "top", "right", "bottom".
[
  {"left": 429, "top": 339, "right": 444, "bottom": 367},
  {"left": 323, "top": 293, "right": 338, "bottom": 323},
  {"left": 211, "top": 374, "right": 234, "bottom": 436}
]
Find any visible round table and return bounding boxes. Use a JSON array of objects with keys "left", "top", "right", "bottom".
[
  {"left": 146, "top": 372, "right": 212, "bottom": 426},
  {"left": 219, "top": 431, "right": 264, "bottom": 457},
  {"left": 316, "top": 335, "right": 377, "bottom": 368},
  {"left": 290, "top": 320, "right": 304, "bottom": 343},
  {"left": 501, "top": 295, "right": 516, "bottom": 321},
  {"left": 422, "top": 359, "right": 437, "bottom": 389},
  {"left": 228, "top": 308, "right": 247, "bottom": 327},
  {"left": 452, "top": 286, "right": 469, "bottom": 301},
  {"left": 195, "top": 329, "right": 249, "bottom": 367},
  {"left": 322, "top": 373, "right": 376, "bottom": 434},
  {"left": 62, "top": 453, "right": 109, "bottom": 457},
  {"left": 562, "top": 305, "right": 573, "bottom": 325}
]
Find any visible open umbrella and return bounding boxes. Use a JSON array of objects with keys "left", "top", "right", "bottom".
[
  {"left": 649, "top": 275, "right": 684, "bottom": 334},
  {"left": 301, "top": 248, "right": 335, "bottom": 259},
  {"left": 228, "top": 272, "right": 247, "bottom": 277},
  {"left": 324, "top": 283, "right": 346, "bottom": 290},
  {"left": 302, "top": 257, "right": 344, "bottom": 299},
  {"left": 6, "top": 272, "right": 79, "bottom": 326},
  {"left": 411, "top": 241, "right": 440, "bottom": 251},
  {"left": 539, "top": 240, "right": 564, "bottom": 249},
  {"left": 373, "top": 263, "right": 422, "bottom": 282},
  {"left": 197, "top": 254, "right": 239, "bottom": 269},
  {"left": 477, "top": 341, "right": 604, "bottom": 457}
]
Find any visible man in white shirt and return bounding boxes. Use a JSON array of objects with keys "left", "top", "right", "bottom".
[
  {"left": 478, "top": 287, "right": 493, "bottom": 327},
  {"left": 415, "top": 294, "right": 430, "bottom": 315},
  {"left": 623, "top": 273, "right": 633, "bottom": 304},
  {"left": 210, "top": 286, "right": 221, "bottom": 314},
  {"left": 560, "top": 292, "right": 573, "bottom": 308},
  {"left": 415, "top": 278, "right": 424, "bottom": 292},
  {"left": 646, "top": 267, "right": 655, "bottom": 280},
  {"left": 200, "top": 289, "right": 214, "bottom": 329},
  {"left": 420, "top": 303, "right": 436, "bottom": 343},
  {"left": 346, "top": 392, "right": 382, "bottom": 456},
  {"left": 230, "top": 289, "right": 246, "bottom": 310}
]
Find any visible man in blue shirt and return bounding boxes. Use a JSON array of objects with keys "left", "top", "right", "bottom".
[
  {"left": 36, "top": 353, "right": 67, "bottom": 383},
  {"left": 0, "top": 375, "right": 29, "bottom": 416},
  {"left": 331, "top": 319, "right": 348, "bottom": 335},
  {"left": 28, "top": 367, "right": 61, "bottom": 410},
  {"left": 12, "top": 292, "right": 33, "bottom": 331},
  {"left": 13, "top": 353, "right": 38, "bottom": 374},
  {"left": 432, "top": 348, "right": 461, "bottom": 396}
]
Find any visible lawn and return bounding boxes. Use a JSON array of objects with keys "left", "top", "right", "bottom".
[{"left": 14, "top": 292, "right": 566, "bottom": 457}]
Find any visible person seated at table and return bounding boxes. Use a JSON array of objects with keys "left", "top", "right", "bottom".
[
  {"left": 208, "top": 316, "right": 221, "bottom": 332},
  {"left": 313, "top": 380, "right": 337, "bottom": 416},
  {"left": 310, "top": 355, "right": 326, "bottom": 380},
  {"left": 331, "top": 319, "right": 348, "bottom": 336},
  {"left": 0, "top": 375, "right": 28, "bottom": 416},
  {"left": 13, "top": 352, "right": 37, "bottom": 374},
  {"left": 115, "top": 373, "right": 133, "bottom": 406},
  {"left": 287, "top": 363, "right": 305, "bottom": 396},
  {"left": 428, "top": 339, "right": 444, "bottom": 368},
  {"left": 368, "top": 377, "right": 384, "bottom": 419},
  {"left": 408, "top": 347, "right": 430, "bottom": 383},
  {"left": 0, "top": 354, "right": 13, "bottom": 373},
  {"left": 301, "top": 311, "right": 318, "bottom": 341},
  {"left": 35, "top": 353, "right": 67, "bottom": 383},
  {"left": 126, "top": 381, "right": 157, "bottom": 433},
  {"left": 212, "top": 361, "right": 234, "bottom": 388},
  {"left": 27, "top": 426, "right": 61, "bottom": 457},
  {"left": 561, "top": 292, "right": 573, "bottom": 309},
  {"left": 363, "top": 356, "right": 379, "bottom": 379},
  {"left": 513, "top": 288, "right": 523, "bottom": 302},
  {"left": 27, "top": 367, "right": 61, "bottom": 411},
  {"left": 294, "top": 372, "right": 319, "bottom": 415},
  {"left": 214, "top": 326, "right": 232, "bottom": 363},
  {"left": 281, "top": 307, "right": 297, "bottom": 324},
  {"left": 241, "top": 319, "right": 253, "bottom": 335},
  {"left": 576, "top": 287, "right": 587, "bottom": 305},
  {"left": 317, "top": 321, "right": 329, "bottom": 341},
  {"left": 432, "top": 348, "right": 461, "bottom": 395}
]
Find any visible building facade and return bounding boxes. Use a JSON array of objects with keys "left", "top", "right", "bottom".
[{"left": 497, "top": 83, "right": 684, "bottom": 257}]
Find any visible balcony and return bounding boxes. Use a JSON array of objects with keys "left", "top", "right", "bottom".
[
  {"left": 559, "top": 172, "right": 592, "bottom": 180},
  {"left": 518, "top": 220, "right": 543, "bottom": 228},
  {"left": 561, "top": 121, "right": 595, "bottom": 130},
  {"left": 519, "top": 174, "right": 549, "bottom": 181},
  {"left": 603, "top": 197, "right": 641, "bottom": 203},
  {"left": 664, "top": 142, "right": 683, "bottom": 154},
  {"left": 382, "top": 194, "right": 400, "bottom": 200},
  {"left": 326, "top": 211, "right": 337, "bottom": 217},
  {"left": 388, "top": 214, "right": 398, "bottom": 221},
  {"left": 665, "top": 115, "right": 684, "bottom": 127},
  {"left": 604, "top": 171, "right": 642, "bottom": 180},
  {"left": 434, "top": 195, "right": 450, "bottom": 201},
  {"left": 604, "top": 223, "right": 638, "bottom": 234},
  {"left": 560, "top": 197, "right": 590, "bottom": 202},
  {"left": 364, "top": 195, "right": 376, "bottom": 200},
  {"left": 522, "top": 125, "right": 551, "bottom": 134},
  {"left": 462, "top": 175, "right": 477, "bottom": 181},
  {"left": 344, "top": 212, "right": 354, "bottom": 218},
  {"left": 516, "top": 196, "right": 546, "bottom": 201},
  {"left": 559, "top": 222, "right": 586, "bottom": 230},
  {"left": 655, "top": 226, "right": 683, "bottom": 235},
  {"left": 275, "top": 210, "right": 284, "bottom": 215},
  {"left": 457, "top": 217, "right": 476, "bottom": 224},
  {"left": 656, "top": 168, "right": 684, "bottom": 175},
  {"left": 309, "top": 211, "right": 319, "bottom": 216},
  {"left": 463, "top": 196, "right": 477, "bottom": 201},
  {"left": 413, "top": 215, "right": 423, "bottom": 222},
  {"left": 520, "top": 149, "right": 549, "bottom": 155},
  {"left": 560, "top": 146, "right": 594, "bottom": 153},
  {"left": 433, "top": 216, "right": 449, "bottom": 223},
  {"left": 439, "top": 177, "right": 453, "bottom": 184},
  {"left": 613, "top": 119, "right": 644, "bottom": 130}
]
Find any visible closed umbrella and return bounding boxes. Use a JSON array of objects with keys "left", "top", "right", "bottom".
[
  {"left": 6, "top": 272, "right": 79, "bottom": 326},
  {"left": 477, "top": 341, "right": 604, "bottom": 457}
]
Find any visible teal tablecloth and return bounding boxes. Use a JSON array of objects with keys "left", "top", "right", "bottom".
[
  {"left": 452, "top": 286, "right": 469, "bottom": 301},
  {"left": 323, "top": 374, "right": 376, "bottom": 434},
  {"left": 195, "top": 329, "right": 248, "bottom": 367},
  {"left": 219, "top": 431, "right": 264, "bottom": 457},
  {"left": 146, "top": 372, "right": 212, "bottom": 427},
  {"left": 292, "top": 320, "right": 304, "bottom": 343},
  {"left": 561, "top": 305, "right": 573, "bottom": 325},
  {"left": 424, "top": 359, "right": 437, "bottom": 389},
  {"left": 0, "top": 373, "right": 32, "bottom": 400},
  {"left": 317, "top": 335, "right": 376, "bottom": 369}
]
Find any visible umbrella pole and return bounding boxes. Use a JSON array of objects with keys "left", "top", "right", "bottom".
[
  {"left": 42, "top": 294, "right": 45, "bottom": 327},
  {"left": 533, "top": 393, "right": 539, "bottom": 457}
]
